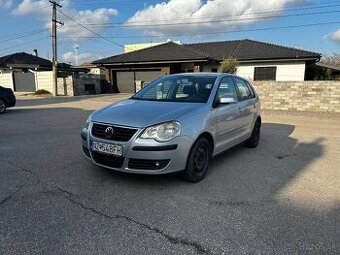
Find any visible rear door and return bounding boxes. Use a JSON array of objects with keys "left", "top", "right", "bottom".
[
  {"left": 214, "top": 76, "right": 244, "bottom": 153},
  {"left": 233, "top": 77, "right": 257, "bottom": 136}
]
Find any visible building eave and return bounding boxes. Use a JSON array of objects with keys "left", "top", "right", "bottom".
[
  {"left": 236, "top": 57, "right": 320, "bottom": 64},
  {"left": 100, "top": 59, "right": 209, "bottom": 66}
]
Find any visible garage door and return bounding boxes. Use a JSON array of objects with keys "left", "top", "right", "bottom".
[
  {"left": 13, "top": 73, "right": 36, "bottom": 92},
  {"left": 116, "top": 70, "right": 162, "bottom": 93},
  {"left": 135, "top": 71, "right": 162, "bottom": 84},
  {"left": 116, "top": 72, "right": 135, "bottom": 93}
]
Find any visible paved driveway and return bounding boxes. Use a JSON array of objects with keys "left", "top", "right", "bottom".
[{"left": 1, "top": 95, "right": 339, "bottom": 254}]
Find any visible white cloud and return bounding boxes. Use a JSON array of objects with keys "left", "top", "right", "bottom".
[
  {"left": 12, "top": 0, "right": 118, "bottom": 39},
  {"left": 62, "top": 51, "right": 92, "bottom": 65},
  {"left": 327, "top": 29, "right": 340, "bottom": 42},
  {"left": 127, "top": 0, "right": 305, "bottom": 35},
  {"left": 0, "top": 0, "right": 13, "bottom": 8}
]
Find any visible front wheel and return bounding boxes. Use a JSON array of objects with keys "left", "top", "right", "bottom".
[
  {"left": 246, "top": 120, "right": 261, "bottom": 148},
  {"left": 182, "top": 137, "right": 211, "bottom": 183},
  {"left": 0, "top": 99, "right": 6, "bottom": 114}
]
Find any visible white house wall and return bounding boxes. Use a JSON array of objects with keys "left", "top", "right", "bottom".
[
  {"left": 0, "top": 73, "right": 14, "bottom": 90},
  {"left": 203, "top": 62, "right": 306, "bottom": 81},
  {"left": 237, "top": 62, "right": 306, "bottom": 81},
  {"left": 35, "top": 71, "right": 54, "bottom": 95}
]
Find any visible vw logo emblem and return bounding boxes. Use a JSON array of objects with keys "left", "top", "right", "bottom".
[{"left": 105, "top": 127, "right": 114, "bottom": 138}]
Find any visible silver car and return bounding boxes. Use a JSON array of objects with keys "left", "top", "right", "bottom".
[{"left": 81, "top": 73, "right": 261, "bottom": 182}]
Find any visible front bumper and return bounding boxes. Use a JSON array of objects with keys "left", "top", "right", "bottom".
[{"left": 81, "top": 122, "right": 193, "bottom": 175}]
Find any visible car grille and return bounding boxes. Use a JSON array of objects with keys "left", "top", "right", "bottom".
[
  {"left": 92, "top": 123, "right": 138, "bottom": 142},
  {"left": 91, "top": 151, "right": 125, "bottom": 168},
  {"left": 128, "top": 159, "right": 170, "bottom": 170}
]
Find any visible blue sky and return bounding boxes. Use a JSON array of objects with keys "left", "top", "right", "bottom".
[{"left": 0, "top": 0, "right": 339, "bottom": 64}]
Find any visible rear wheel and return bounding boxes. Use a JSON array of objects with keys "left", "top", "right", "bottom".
[
  {"left": 0, "top": 99, "right": 6, "bottom": 114},
  {"left": 182, "top": 137, "right": 211, "bottom": 183},
  {"left": 246, "top": 119, "right": 261, "bottom": 148}
]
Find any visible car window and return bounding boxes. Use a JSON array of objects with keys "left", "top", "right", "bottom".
[
  {"left": 142, "top": 81, "right": 171, "bottom": 100},
  {"left": 132, "top": 75, "right": 217, "bottom": 103},
  {"left": 216, "top": 77, "right": 237, "bottom": 100},
  {"left": 234, "top": 78, "right": 253, "bottom": 101}
]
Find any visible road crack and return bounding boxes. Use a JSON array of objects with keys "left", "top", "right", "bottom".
[
  {"left": 2, "top": 160, "right": 214, "bottom": 255},
  {"left": 58, "top": 189, "right": 214, "bottom": 255},
  {"left": 0, "top": 183, "right": 26, "bottom": 206}
]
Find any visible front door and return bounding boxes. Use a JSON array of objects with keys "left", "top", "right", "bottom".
[{"left": 214, "top": 76, "right": 243, "bottom": 153}]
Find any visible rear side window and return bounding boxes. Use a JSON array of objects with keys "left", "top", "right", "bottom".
[{"left": 234, "top": 78, "right": 254, "bottom": 101}]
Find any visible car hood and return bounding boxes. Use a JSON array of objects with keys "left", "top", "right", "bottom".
[{"left": 91, "top": 99, "right": 201, "bottom": 128}]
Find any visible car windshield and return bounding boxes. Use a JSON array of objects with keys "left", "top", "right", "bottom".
[{"left": 131, "top": 75, "right": 217, "bottom": 103}]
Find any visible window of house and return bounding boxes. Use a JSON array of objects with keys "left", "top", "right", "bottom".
[
  {"left": 254, "top": 66, "right": 277, "bottom": 81},
  {"left": 211, "top": 68, "right": 218, "bottom": 73}
]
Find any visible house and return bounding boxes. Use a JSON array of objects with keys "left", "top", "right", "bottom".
[
  {"left": 93, "top": 39, "right": 321, "bottom": 93},
  {"left": 76, "top": 61, "right": 106, "bottom": 76},
  {"left": 124, "top": 40, "right": 182, "bottom": 53},
  {"left": 0, "top": 52, "right": 96, "bottom": 95}
]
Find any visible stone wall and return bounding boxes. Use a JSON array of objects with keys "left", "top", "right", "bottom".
[
  {"left": 56, "top": 75, "right": 101, "bottom": 96},
  {"left": 57, "top": 76, "right": 74, "bottom": 96},
  {"left": 73, "top": 76, "right": 101, "bottom": 96},
  {"left": 252, "top": 81, "right": 340, "bottom": 113}
]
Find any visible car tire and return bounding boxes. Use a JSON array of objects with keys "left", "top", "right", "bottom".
[
  {"left": 0, "top": 99, "right": 6, "bottom": 114},
  {"left": 246, "top": 119, "right": 261, "bottom": 148},
  {"left": 182, "top": 137, "right": 211, "bottom": 183}
]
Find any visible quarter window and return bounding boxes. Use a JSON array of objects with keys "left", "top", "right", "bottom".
[
  {"left": 234, "top": 78, "right": 253, "bottom": 101},
  {"left": 216, "top": 77, "right": 237, "bottom": 99},
  {"left": 254, "top": 66, "right": 277, "bottom": 81}
]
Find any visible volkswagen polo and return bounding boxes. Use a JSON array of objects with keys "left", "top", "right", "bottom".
[{"left": 81, "top": 73, "right": 261, "bottom": 182}]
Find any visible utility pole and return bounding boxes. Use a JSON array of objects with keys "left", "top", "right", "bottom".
[{"left": 50, "top": 0, "right": 63, "bottom": 96}]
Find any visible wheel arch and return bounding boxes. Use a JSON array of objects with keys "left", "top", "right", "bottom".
[{"left": 196, "top": 132, "right": 215, "bottom": 154}]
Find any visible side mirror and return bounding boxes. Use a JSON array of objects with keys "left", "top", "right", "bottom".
[{"left": 219, "top": 95, "right": 237, "bottom": 104}]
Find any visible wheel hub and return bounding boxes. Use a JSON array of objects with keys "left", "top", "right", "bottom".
[{"left": 194, "top": 146, "right": 207, "bottom": 171}]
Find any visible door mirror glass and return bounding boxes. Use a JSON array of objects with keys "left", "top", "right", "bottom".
[{"left": 219, "top": 95, "right": 237, "bottom": 104}]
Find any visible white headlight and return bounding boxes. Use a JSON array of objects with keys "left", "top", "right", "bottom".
[{"left": 141, "top": 121, "right": 181, "bottom": 142}]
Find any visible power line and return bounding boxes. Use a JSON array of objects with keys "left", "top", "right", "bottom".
[
  {"left": 57, "top": 9, "right": 126, "bottom": 49},
  {"left": 0, "top": 29, "right": 50, "bottom": 39},
  {"left": 0, "top": 36, "right": 51, "bottom": 53},
  {"left": 65, "top": 3, "right": 340, "bottom": 27},
  {"left": 0, "top": 29, "right": 50, "bottom": 44},
  {"left": 62, "top": 20, "right": 340, "bottom": 39},
  {"left": 87, "top": 9, "right": 340, "bottom": 28}
]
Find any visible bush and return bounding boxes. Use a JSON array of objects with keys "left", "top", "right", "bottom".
[{"left": 220, "top": 57, "right": 239, "bottom": 74}]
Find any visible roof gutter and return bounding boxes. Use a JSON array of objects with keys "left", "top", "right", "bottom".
[{"left": 236, "top": 57, "right": 320, "bottom": 64}]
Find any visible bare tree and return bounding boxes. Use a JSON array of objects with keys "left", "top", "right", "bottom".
[{"left": 321, "top": 54, "right": 340, "bottom": 66}]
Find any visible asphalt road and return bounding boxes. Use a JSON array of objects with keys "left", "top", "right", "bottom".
[{"left": 0, "top": 95, "right": 339, "bottom": 255}]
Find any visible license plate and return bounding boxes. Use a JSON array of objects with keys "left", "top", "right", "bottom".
[{"left": 91, "top": 141, "right": 123, "bottom": 156}]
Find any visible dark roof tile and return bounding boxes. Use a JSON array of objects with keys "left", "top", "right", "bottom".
[
  {"left": 187, "top": 39, "right": 321, "bottom": 61},
  {"left": 94, "top": 39, "right": 321, "bottom": 65},
  {"left": 0, "top": 52, "right": 52, "bottom": 68},
  {"left": 93, "top": 42, "right": 209, "bottom": 64}
]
